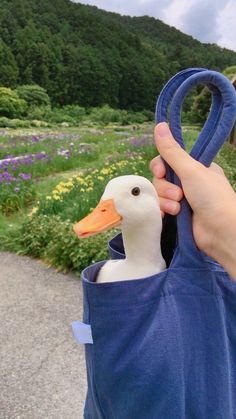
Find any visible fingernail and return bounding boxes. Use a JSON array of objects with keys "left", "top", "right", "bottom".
[{"left": 156, "top": 122, "right": 170, "bottom": 138}]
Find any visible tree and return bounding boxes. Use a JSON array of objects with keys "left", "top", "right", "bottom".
[
  {"left": 191, "top": 66, "right": 236, "bottom": 123},
  {"left": 0, "top": 0, "right": 236, "bottom": 109},
  {"left": 16, "top": 84, "right": 50, "bottom": 107},
  {"left": 0, "top": 87, "right": 27, "bottom": 118},
  {"left": 0, "top": 39, "right": 18, "bottom": 86}
]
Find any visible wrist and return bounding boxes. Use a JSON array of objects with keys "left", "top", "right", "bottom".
[{"left": 211, "top": 206, "right": 236, "bottom": 279}]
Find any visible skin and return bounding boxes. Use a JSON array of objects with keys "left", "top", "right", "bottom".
[{"left": 150, "top": 122, "right": 236, "bottom": 281}]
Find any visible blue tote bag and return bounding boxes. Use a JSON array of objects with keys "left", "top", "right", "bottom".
[{"left": 73, "top": 69, "right": 236, "bottom": 419}]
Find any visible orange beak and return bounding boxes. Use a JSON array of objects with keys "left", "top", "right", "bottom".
[{"left": 73, "top": 199, "right": 122, "bottom": 238}]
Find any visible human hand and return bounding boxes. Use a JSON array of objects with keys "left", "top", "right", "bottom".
[{"left": 150, "top": 122, "right": 236, "bottom": 279}]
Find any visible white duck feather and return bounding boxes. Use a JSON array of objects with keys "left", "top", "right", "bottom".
[{"left": 73, "top": 175, "right": 166, "bottom": 283}]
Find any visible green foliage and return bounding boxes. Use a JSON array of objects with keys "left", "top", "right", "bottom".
[
  {"left": 16, "top": 84, "right": 50, "bottom": 107},
  {"left": 215, "top": 144, "right": 236, "bottom": 191},
  {"left": 0, "top": 87, "right": 27, "bottom": 118},
  {"left": 0, "top": 181, "right": 36, "bottom": 215},
  {"left": 190, "top": 66, "right": 236, "bottom": 123},
  {"left": 87, "top": 105, "right": 150, "bottom": 125},
  {"left": 1, "top": 214, "right": 113, "bottom": 274},
  {"left": 0, "top": 39, "right": 18, "bottom": 86},
  {"left": 191, "top": 88, "right": 211, "bottom": 123},
  {"left": 25, "top": 105, "right": 51, "bottom": 121},
  {"left": 0, "top": 117, "right": 31, "bottom": 128},
  {"left": 223, "top": 65, "right": 236, "bottom": 81},
  {"left": 0, "top": 0, "right": 235, "bottom": 111},
  {"left": 44, "top": 105, "right": 87, "bottom": 124}
]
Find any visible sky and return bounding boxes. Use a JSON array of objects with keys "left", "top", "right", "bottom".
[{"left": 75, "top": 0, "right": 236, "bottom": 52}]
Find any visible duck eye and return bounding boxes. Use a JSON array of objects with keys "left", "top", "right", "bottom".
[{"left": 131, "top": 187, "right": 140, "bottom": 196}]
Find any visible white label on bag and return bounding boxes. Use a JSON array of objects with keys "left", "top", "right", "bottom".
[{"left": 71, "top": 320, "right": 93, "bottom": 344}]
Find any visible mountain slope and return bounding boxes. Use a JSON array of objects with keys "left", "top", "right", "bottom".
[{"left": 0, "top": 0, "right": 235, "bottom": 110}]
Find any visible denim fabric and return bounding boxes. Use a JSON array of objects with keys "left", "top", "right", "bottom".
[{"left": 81, "top": 69, "right": 236, "bottom": 418}]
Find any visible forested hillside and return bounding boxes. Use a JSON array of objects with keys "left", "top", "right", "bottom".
[{"left": 0, "top": 0, "right": 235, "bottom": 111}]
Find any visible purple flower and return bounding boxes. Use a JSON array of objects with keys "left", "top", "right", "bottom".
[
  {"left": 35, "top": 152, "right": 47, "bottom": 160},
  {"left": 130, "top": 136, "right": 153, "bottom": 147},
  {"left": 32, "top": 136, "right": 39, "bottom": 143},
  {"left": 22, "top": 156, "right": 34, "bottom": 165},
  {"left": 14, "top": 187, "right": 20, "bottom": 193},
  {"left": 18, "top": 173, "right": 32, "bottom": 181}
]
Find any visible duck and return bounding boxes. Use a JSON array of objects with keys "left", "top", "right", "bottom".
[{"left": 73, "top": 175, "right": 166, "bottom": 283}]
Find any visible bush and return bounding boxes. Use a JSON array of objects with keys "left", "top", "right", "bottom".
[
  {"left": 36, "top": 105, "right": 87, "bottom": 125},
  {"left": 26, "top": 105, "right": 51, "bottom": 121},
  {"left": 2, "top": 214, "right": 114, "bottom": 274},
  {"left": 0, "top": 117, "right": 31, "bottom": 128},
  {"left": 60, "top": 105, "right": 86, "bottom": 120},
  {"left": 87, "top": 105, "right": 150, "bottom": 125},
  {"left": 0, "top": 87, "right": 27, "bottom": 118},
  {"left": 88, "top": 105, "right": 122, "bottom": 124},
  {"left": 16, "top": 85, "right": 51, "bottom": 107}
]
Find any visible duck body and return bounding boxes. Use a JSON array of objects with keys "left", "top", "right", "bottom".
[
  {"left": 96, "top": 257, "right": 166, "bottom": 283},
  {"left": 73, "top": 175, "right": 166, "bottom": 283}
]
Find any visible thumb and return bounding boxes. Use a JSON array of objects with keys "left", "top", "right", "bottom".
[{"left": 155, "top": 122, "right": 199, "bottom": 180}]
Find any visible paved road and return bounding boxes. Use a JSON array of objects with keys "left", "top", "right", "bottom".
[{"left": 0, "top": 252, "right": 87, "bottom": 419}]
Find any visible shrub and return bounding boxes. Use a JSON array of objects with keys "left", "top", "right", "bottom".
[
  {"left": 0, "top": 87, "right": 27, "bottom": 118},
  {"left": 2, "top": 214, "right": 114, "bottom": 274},
  {"left": 88, "top": 105, "right": 122, "bottom": 124},
  {"left": 26, "top": 105, "right": 51, "bottom": 121},
  {"left": 87, "top": 105, "right": 150, "bottom": 125},
  {"left": 16, "top": 85, "right": 50, "bottom": 107},
  {"left": 0, "top": 117, "right": 32, "bottom": 128},
  {"left": 35, "top": 105, "right": 86, "bottom": 125},
  {"left": 0, "top": 180, "right": 36, "bottom": 215}
]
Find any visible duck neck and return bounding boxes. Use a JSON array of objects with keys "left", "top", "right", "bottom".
[{"left": 121, "top": 221, "right": 165, "bottom": 268}]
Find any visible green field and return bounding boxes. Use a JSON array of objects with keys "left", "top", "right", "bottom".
[{"left": 0, "top": 123, "right": 235, "bottom": 275}]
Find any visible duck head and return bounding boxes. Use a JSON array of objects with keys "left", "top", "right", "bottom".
[{"left": 73, "top": 175, "right": 162, "bottom": 238}]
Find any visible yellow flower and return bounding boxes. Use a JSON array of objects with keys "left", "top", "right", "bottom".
[
  {"left": 52, "top": 193, "right": 60, "bottom": 200},
  {"left": 65, "top": 181, "right": 73, "bottom": 188},
  {"left": 28, "top": 207, "right": 38, "bottom": 217},
  {"left": 101, "top": 168, "right": 110, "bottom": 175},
  {"left": 46, "top": 196, "right": 52, "bottom": 200},
  {"left": 57, "top": 187, "right": 69, "bottom": 194},
  {"left": 97, "top": 176, "right": 104, "bottom": 181}
]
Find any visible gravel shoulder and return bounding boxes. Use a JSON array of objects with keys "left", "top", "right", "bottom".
[{"left": 0, "top": 252, "right": 86, "bottom": 419}]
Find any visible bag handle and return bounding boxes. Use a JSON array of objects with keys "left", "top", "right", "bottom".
[{"left": 155, "top": 69, "right": 236, "bottom": 268}]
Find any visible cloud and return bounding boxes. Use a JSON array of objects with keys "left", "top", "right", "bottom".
[
  {"left": 163, "top": 0, "right": 222, "bottom": 43},
  {"left": 76, "top": 0, "right": 170, "bottom": 18},
  {"left": 217, "top": 0, "right": 236, "bottom": 50},
  {"left": 75, "top": 0, "right": 236, "bottom": 51}
]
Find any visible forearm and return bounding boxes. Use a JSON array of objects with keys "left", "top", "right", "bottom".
[{"left": 211, "top": 210, "right": 236, "bottom": 282}]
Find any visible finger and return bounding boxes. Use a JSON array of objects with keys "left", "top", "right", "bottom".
[
  {"left": 153, "top": 177, "right": 183, "bottom": 201},
  {"left": 155, "top": 122, "right": 200, "bottom": 180},
  {"left": 150, "top": 155, "right": 166, "bottom": 179},
  {"left": 159, "top": 197, "right": 181, "bottom": 216}
]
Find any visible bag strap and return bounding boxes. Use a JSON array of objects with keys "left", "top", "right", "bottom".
[{"left": 155, "top": 69, "right": 236, "bottom": 268}]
